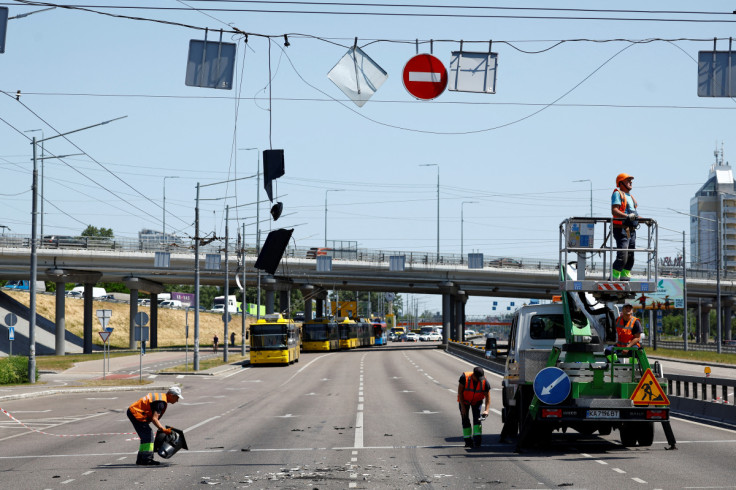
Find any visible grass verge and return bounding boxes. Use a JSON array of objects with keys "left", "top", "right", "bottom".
[
  {"left": 79, "top": 378, "right": 153, "bottom": 387},
  {"left": 164, "top": 354, "right": 248, "bottom": 372},
  {"left": 650, "top": 348, "right": 736, "bottom": 365}
]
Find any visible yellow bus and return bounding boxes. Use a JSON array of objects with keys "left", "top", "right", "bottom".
[
  {"left": 338, "top": 318, "right": 358, "bottom": 349},
  {"left": 302, "top": 318, "right": 339, "bottom": 351},
  {"left": 250, "top": 315, "right": 301, "bottom": 365}
]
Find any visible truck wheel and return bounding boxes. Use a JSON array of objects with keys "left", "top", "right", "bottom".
[
  {"left": 619, "top": 423, "right": 637, "bottom": 447},
  {"left": 636, "top": 422, "right": 654, "bottom": 447},
  {"left": 598, "top": 425, "right": 612, "bottom": 436}
]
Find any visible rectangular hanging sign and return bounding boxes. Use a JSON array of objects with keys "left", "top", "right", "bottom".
[
  {"left": 698, "top": 51, "right": 736, "bottom": 97},
  {"left": 185, "top": 39, "right": 236, "bottom": 90},
  {"left": 0, "top": 7, "right": 8, "bottom": 54},
  {"left": 448, "top": 51, "right": 498, "bottom": 94}
]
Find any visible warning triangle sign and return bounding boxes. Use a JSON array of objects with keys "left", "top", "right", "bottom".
[{"left": 630, "top": 368, "right": 670, "bottom": 406}]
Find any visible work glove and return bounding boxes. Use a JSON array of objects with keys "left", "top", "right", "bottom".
[
  {"left": 162, "top": 428, "right": 172, "bottom": 435},
  {"left": 628, "top": 213, "right": 637, "bottom": 220}
]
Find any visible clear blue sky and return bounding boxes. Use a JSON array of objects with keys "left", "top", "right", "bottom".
[{"left": 2, "top": 1, "right": 735, "bottom": 315}]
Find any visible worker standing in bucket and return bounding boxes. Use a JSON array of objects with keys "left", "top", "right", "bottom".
[
  {"left": 127, "top": 386, "right": 182, "bottom": 466},
  {"left": 458, "top": 367, "right": 490, "bottom": 448},
  {"left": 611, "top": 173, "right": 639, "bottom": 281}
]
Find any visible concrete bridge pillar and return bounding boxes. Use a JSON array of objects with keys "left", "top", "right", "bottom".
[
  {"left": 129, "top": 289, "right": 139, "bottom": 349},
  {"left": 304, "top": 300, "right": 313, "bottom": 322},
  {"left": 315, "top": 298, "right": 324, "bottom": 318},
  {"left": 54, "top": 283, "right": 66, "bottom": 356},
  {"left": 723, "top": 297, "right": 734, "bottom": 342},
  {"left": 266, "top": 290, "right": 275, "bottom": 314},
  {"left": 455, "top": 291, "right": 467, "bottom": 341},
  {"left": 442, "top": 293, "right": 451, "bottom": 344},
  {"left": 280, "top": 290, "right": 290, "bottom": 316},
  {"left": 83, "top": 283, "right": 94, "bottom": 353},
  {"left": 150, "top": 293, "right": 158, "bottom": 349},
  {"left": 700, "top": 302, "right": 712, "bottom": 344}
]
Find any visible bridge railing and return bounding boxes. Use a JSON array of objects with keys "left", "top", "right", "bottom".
[{"left": 0, "top": 232, "right": 727, "bottom": 280}]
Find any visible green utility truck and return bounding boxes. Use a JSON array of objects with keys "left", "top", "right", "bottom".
[{"left": 501, "top": 217, "right": 676, "bottom": 450}]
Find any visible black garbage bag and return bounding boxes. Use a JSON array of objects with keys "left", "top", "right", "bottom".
[{"left": 154, "top": 427, "right": 188, "bottom": 459}]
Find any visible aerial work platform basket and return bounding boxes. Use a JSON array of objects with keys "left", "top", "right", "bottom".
[{"left": 559, "top": 217, "right": 658, "bottom": 300}]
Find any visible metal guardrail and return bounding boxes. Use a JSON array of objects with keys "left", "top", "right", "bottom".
[
  {"left": 666, "top": 373, "right": 736, "bottom": 424},
  {"left": 653, "top": 340, "right": 736, "bottom": 354}
]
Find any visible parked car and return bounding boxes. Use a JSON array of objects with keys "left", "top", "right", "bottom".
[
  {"left": 160, "top": 300, "right": 183, "bottom": 308},
  {"left": 66, "top": 290, "right": 83, "bottom": 299},
  {"left": 404, "top": 332, "right": 419, "bottom": 342},
  {"left": 210, "top": 304, "right": 225, "bottom": 313},
  {"left": 138, "top": 298, "right": 151, "bottom": 307}
]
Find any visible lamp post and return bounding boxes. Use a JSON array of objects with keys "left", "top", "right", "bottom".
[
  {"left": 420, "top": 164, "right": 440, "bottom": 261},
  {"left": 163, "top": 176, "right": 179, "bottom": 247},
  {"left": 670, "top": 207, "right": 721, "bottom": 354},
  {"left": 26, "top": 116, "right": 126, "bottom": 383},
  {"left": 325, "top": 189, "right": 345, "bottom": 247},
  {"left": 573, "top": 179, "right": 593, "bottom": 217},
  {"left": 461, "top": 201, "right": 478, "bottom": 263}
]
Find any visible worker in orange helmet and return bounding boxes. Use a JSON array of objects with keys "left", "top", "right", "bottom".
[{"left": 611, "top": 173, "right": 639, "bottom": 281}]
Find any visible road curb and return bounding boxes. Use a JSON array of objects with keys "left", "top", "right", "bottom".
[{"left": 0, "top": 384, "right": 173, "bottom": 402}]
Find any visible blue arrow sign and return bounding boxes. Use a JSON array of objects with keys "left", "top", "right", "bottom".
[
  {"left": 8, "top": 326, "right": 14, "bottom": 341},
  {"left": 533, "top": 367, "right": 571, "bottom": 405}
]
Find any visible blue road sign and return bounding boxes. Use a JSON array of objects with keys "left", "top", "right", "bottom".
[
  {"left": 533, "top": 367, "right": 571, "bottom": 405},
  {"left": 8, "top": 326, "right": 14, "bottom": 341}
]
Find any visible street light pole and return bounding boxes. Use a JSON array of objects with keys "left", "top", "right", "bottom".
[
  {"left": 163, "top": 176, "right": 179, "bottom": 247},
  {"left": 27, "top": 117, "right": 125, "bottom": 383},
  {"left": 573, "top": 179, "right": 593, "bottom": 217},
  {"left": 24, "top": 130, "right": 44, "bottom": 239},
  {"left": 420, "top": 164, "right": 440, "bottom": 261},
  {"left": 461, "top": 201, "right": 478, "bottom": 263},
  {"left": 325, "top": 189, "right": 345, "bottom": 248}
]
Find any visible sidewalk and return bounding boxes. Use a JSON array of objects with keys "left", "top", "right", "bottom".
[{"left": 0, "top": 350, "right": 249, "bottom": 402}]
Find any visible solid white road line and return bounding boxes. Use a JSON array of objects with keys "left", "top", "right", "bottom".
[{"left": 184, "top": 415, "right": 221, "bottom": 433}]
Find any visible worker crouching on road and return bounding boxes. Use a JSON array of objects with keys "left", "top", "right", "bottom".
[
  {"left": 458, "top": 366, "right": 490, "bottom": 448},
  {"left": 127, "top": 386, "right": 182, "bottom": 466}
]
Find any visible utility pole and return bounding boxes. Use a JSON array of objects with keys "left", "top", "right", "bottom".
[
  {"left": 223, "top": 205, "right": 230, "bottom": 362},
  {"left": 242, "top": 222, "right": 247, "bottom": 356},
  {"left": 194, "top": 183, "right": 201, "bottom": 371},
  {"left": 683, "top": 230, "right": 688, "bottom": 351}
]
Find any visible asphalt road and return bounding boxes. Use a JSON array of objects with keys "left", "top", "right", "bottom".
[{"left": 1, "top": 345, "right": 735, "bottom": 489}]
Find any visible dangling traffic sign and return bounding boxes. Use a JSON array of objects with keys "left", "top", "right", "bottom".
[
  {"left": 402, "top": 54, "right": 448, "bottom": 100},
  {"left": 630, "top": 368, "right": 670, "bottom": 406}
]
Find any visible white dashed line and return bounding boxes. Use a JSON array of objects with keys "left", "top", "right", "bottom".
[
  {"left": 82, "top": 470, "right": 94, "bottom": 476},
  {"left": 61, "top": 479, "right": 75, "bottom": 484},
  {"left": 632, "top": 478, "right": 647, "bottom": 484},
  {"left": 595, "top": 459, "right": 608, "bottom": 465},
  {"left": 612, "top": 468, "right": 626, "bottom": 474}
]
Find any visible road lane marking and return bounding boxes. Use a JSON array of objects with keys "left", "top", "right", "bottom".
[
  {"left": 595, "top": 460, "right": 608, "bottom": 465},
  {"left": 613, "top": 468, "right": 626, "bottom": 473},
  {"left": 82, "top": 471, "right": 94, "bottom": 476},
  {"left": 61, "top": 479, "right": 74, "bottom": 484},
  {"left": 632, "top": 478, "right": 647, "bottom": 483},
  {"left": 183, "top": 415, "right": 221, "bottom": 433},
  {"left": 11, "top": 410, "right": 51, "bottom": 413},
  {"left": 222, "top": 367, "right": 250, "bottom": 379},
  {"left": 279, "top": 354, "right": 329, "bottom": 387}
]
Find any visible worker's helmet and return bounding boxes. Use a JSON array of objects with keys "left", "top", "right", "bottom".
[{"left": 616, "top": 173, "right": 634, "bottom": 187}]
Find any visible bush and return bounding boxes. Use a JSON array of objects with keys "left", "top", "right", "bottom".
[{"left": 0, "top": 356, "right": 39, "bottom": 384}]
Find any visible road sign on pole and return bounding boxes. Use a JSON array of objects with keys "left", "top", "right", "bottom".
[
  {"left": 98, "top": 331, "right": 111, "bottom": 343},
  {"left": 402, "top": 54, "right": 448, "bottom": 100},
  {"left": 533, "top": 367, "right": 571, "bottom": 405},
  {"left": 8, "top": 326, "right": 14, "bottom": 341},
  {"left": 135, "top": 311, "right": 149, "bottom": 327},
  {"left": 5, "top": 313, "right": 17, "bottom": 327},
  {"left": 96, "top": 309, "right": 112, "bottom": 329}
]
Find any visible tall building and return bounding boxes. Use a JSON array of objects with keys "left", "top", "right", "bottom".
[{"left": 690, "top": 147, "right": 736, "bottom": 271}]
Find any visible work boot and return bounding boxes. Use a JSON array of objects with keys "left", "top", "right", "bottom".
[
  {"left": 136, "top": 452, "right": 160, "bottom": 466},
  {"left": 464, "top": 438, "right": 474, "bottom": 448},
  {"left": 473, "top": 436, "right": 482, "bottom": 448}
]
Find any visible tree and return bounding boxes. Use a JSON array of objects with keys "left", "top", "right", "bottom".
[{"left": 81, "top": 225, "right": 113, "bottom": 237}]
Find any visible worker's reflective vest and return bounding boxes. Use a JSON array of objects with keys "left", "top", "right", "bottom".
[
  {"left": 128, "top": 393, "right": 168, "bottom": 423},
  {"left": 615, "top": 316, "right": 641, "bottom": 349},
  {"left": 612, "top": 188, "right": 637, "bottom": 227},
  {"left": 457, "top": 372, "right": 487, "bottom": 405}
]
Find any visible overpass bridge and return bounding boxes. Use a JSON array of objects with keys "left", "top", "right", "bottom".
[{"left": 1, "top": 234, "right": 735, "bottom": 356}]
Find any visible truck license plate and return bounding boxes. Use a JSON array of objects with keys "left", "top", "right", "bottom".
[{"left": 586, "top": 409, "right": 619, "bottom": 419}]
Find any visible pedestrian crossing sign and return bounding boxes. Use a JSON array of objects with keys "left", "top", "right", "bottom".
[{"left": 630, "top": 368, "right": 670, "bottom": 406}]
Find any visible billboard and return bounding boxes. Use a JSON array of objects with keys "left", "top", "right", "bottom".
[
  {"left": 171, "top": 292, "right": 194, "bottom": 307},
  {"left": 632, "top": 278, "right": 684, "bottom": 309}
]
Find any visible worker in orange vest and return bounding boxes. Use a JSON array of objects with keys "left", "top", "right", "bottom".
[
  {"left": 611, "top": 173, "right": 639, "bottom": 281},
  {"left": 127, "top": 387, "right": 182, "bottom": 465},
  {"left": 457, "top": 366, "right": 490, "bottom": 448},
  {"left": 615, "top": 303, "right": 642, "bottom": 355}
]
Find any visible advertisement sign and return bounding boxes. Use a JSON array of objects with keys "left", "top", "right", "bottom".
[
  {"left": 172, "top": 292, "right": 194, "bottom": 307},
  {"left": 633, "top": 278, "right": 684, "bottom": 309}
]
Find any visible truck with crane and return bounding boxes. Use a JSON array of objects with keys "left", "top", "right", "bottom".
[{"left": 501, "top": 217, "right": 676, "bottom": 450}]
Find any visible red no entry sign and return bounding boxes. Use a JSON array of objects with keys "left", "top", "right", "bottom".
[{"left": 402, "top": 54, "right": 448, "bottom": 100}]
